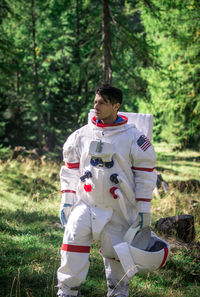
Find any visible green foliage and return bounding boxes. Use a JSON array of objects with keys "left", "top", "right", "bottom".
[
  {"left": 0, "top": 0, "right": 101, "bottom": 150},
  {"left": 110, "top": 0, "right": 153, "bottom": 111},
  {"left": 0, "top": 144, "right": 12, "bottom": 160},
  {"left": 0, "top": 0, "right": 199, "bottom": 151},
  {"left": 0, "top": 0, "right": 154, "bottom": 151},
  {"left": 139, "top": 0, "right": 200, "bottom": 148}
]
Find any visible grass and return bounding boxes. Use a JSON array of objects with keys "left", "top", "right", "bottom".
[
  {"left": 0, "top": 144, "right": 200, "bottom": 297},
  {"left": 152, "top": 142, "right": 200, "bottom": 242},
  {"left": 155, "top": 142, "right": 200, "bottom": 182}
]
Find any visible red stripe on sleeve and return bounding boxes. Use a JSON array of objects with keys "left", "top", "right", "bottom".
[
  {"left": 65, "top": 162, "right": 80, "bottom": 169},
  {"left": 132, "top": 166, "right": 154, "bottom": 172},
  {"left": 61, "top": 190, "right": 76, "bottom": 194},
  {"left": 61, "top": 244, "right": 90, "bottom": 253},
  {"left": 159, "top": 246, "right": 169, "bottom": 268}
]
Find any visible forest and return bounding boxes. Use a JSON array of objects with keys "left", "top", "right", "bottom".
[
  {"left": 0, "top": 1, "right": 200, "bottom": 297},
  {"left": 0, "top": 0, "right": 199, "bottom": 155}
]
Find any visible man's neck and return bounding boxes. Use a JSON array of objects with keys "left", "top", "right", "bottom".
[{"left": 100, "top": 115, "right": 118, "bottom": 124}]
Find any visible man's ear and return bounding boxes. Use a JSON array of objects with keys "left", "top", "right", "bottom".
[{"left": 113, "top": 103, "right": 120, "bottom": 112}]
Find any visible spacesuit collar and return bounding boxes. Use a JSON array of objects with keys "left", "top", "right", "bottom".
[{"left": 92, "top": 115, "right": 128, "bottom": 128}]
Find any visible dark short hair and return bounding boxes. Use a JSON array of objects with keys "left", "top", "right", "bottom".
[{"left": 96, "top": 84, "right": 123, "bottom": 105}]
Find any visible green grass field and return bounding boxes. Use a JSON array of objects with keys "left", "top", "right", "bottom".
[{"left": 0, "top": 144, "right": 199, "bottom": 297}]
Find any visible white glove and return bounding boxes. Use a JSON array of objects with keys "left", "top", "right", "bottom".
[
  {"left": 59, "top": 203, "right": 72, "bottom": 226},
  {"left": 132, "top": 212, "right": 151, "bottom": 229},
  {"left": 123, "top": 212, "right": 151, "bottom": 246}
]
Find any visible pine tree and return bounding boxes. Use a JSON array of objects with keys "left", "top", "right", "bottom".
[{"left": 139, "top": 0, "right": 200, "bottom": 148}]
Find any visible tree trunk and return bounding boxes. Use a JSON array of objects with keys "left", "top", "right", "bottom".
[
  {"left": 31, "top": 0, "right": 42, "bottom": 154},
  {"left": 45, "top": 131, "right": 56, "bottom": 152},
  {"left": 102, "top": 0, "right": 112, "bottom": 84}
]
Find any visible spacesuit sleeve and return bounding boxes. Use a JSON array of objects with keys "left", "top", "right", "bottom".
[
  {"left": 60, "top": 131, "right": 81, "bottom": 206},
  {"left": 130, "top": 131, "right": 157, "bottom": 213}
]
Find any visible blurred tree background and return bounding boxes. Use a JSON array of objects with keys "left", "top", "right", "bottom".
[{"left": 0, "top": 0, "right": 199, "bottom": 155}]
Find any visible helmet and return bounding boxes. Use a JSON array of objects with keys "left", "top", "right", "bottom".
[{"left": 113, "top": 227, "right": 170, "bottom": 278}]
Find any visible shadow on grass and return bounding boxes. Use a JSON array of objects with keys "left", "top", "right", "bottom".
[
  {"left": 155, "top": 166, "right": 180, "bottom": 175},
  {"left": 1, "top": 232, "right": 200, "bottom": 297},
  {"left": 169, "top": 179, "right": 200, "bottom": 193},
  {"left": 156, "top": 151, "right": 200, "bottom": 163},
  {"left": 0, "top": 236, "right": 107, "bottom": 297},
  {"left": 0, "top": 166, "right": 58, "bottom": 201},
  {"left": 129, "top": 257, "right": 200, "bottom": 297},
  {"left": 0, "top": 263, "right": 59, "bottom": 297},
  {"left": 0, "top": 213, "right": 62, "bottom": 297},
  {"left": 0, "top": 208, "right": 61, "bottom": 235}
]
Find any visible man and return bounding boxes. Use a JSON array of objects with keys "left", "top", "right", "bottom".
[{"left": 57, "top": 85, "right": 157, "bottom": 297}]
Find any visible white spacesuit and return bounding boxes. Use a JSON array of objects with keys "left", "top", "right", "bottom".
[{"left": 57, "top": 113, "right": 164, "bottom": 297}]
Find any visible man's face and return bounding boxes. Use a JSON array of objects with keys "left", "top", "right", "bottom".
[{"left": 94, "top": 94, "right": 120, "bottom": 124}]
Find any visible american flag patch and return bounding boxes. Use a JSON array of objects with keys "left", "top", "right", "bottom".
[{"left": 137, "top": 135, "right": 152, "bottom": 151}]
